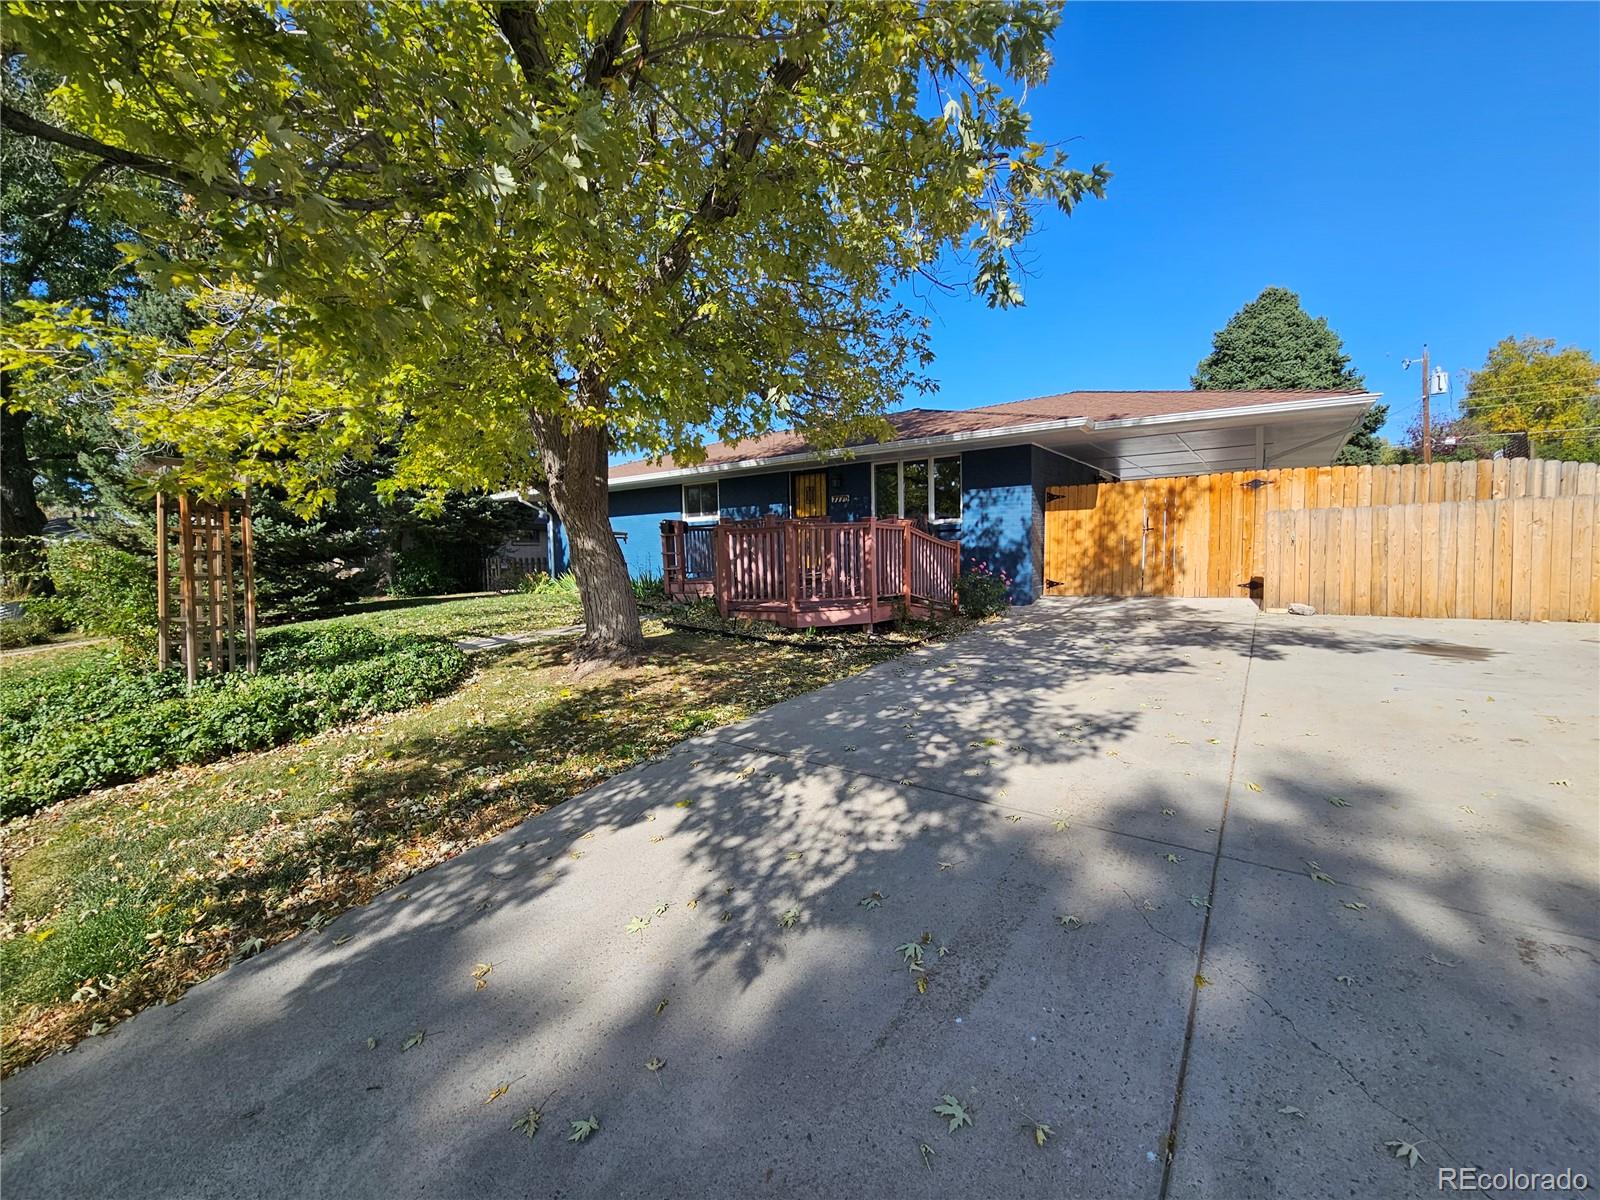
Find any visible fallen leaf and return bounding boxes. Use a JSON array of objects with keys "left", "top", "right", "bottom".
[
  {"left": 1328, "top": 797, "right": 1351, "bottom": 808},
  {"left": 1277, "top": 1105, "right": 1306, "bottom": 1119},
  {"left": 402, "top": 1030, "right": 425, "bottom": 1050},
  {"left": 645, "top": 1057, "right": 666, "bottom": 1072},
  {"left": 332, "top": 935, "right": 351, "bottom": 946},
  {"left": 655, "top": 998, "right": 669, "bottom": 1015},
  {"left": 897, "top": 941, "right": 926, "bottom": 968},
  {"left": 365, "top": 1036, "right": 378, "bottom": 1050},
  {"left": 512, "top": 1107, "right": 542, "bottom": 1139},
  {"left": 626, "top": 916, "right": 651, "bottom": 935},
  {"left": 1160, "top": 808, "right": 1176, "bottom": 817},
  {"left": 649, "top": 835, "right": 665, "bottom": 844},
  {"left": 1164, "top": 853, "right": 1182, "bottom": 864},
  {"left": 1004, "top": 814, "right": 1022, "bottom": 823},
  {"left": 1246, "top": 782, "right": 1262, "bottom": 793},
  {"left": 1024, "top": 1119, "right": 1054, "bottom": 1147},
  {"left": 933, "top": 1094, "right": 972, "bottom": 1133},
  {"left": 485, "top": 1082, "right": 509, "bottom": 1104},
  {"left": 1187, "top": 895, "right": 1211, "bottom": 910},
  {"left": 1194, "top": 974, "right": 1212, "bottom": 988},
  {"left": 568, "top": 1116, "right": 601, "bottom": 1143},
  {"left": 1425, "top": 953, "right": 1457, "bottom": 968},
  {"left": 1385, "top": 1139, "right": 1425, "bottom": 1168},
  {"left": 1305, "top": 861, "right": 1337, "bottom": 884},
  {"left": 1343, "top": 902, "right": 1368, "bottom": 911},
  {"left": 1056, "top": 915, "right": 1083, "bottom": 930},
  {"left": 778, "top": 908, "right": 801, "bottom": 929},
  {"left": 858, "top": 892, "right": 886, "bottom": 909},
  {"left": 1550, "top": 779, "right": 1570, "bottom": 787},
  {"left": 937, "top": 861, "right": 955, "bottom": 871},
  {"left": 917, "top": 1142, "right": 935, "bottom": 1169},
  {"left": 1335, "top": 975, "right": 1355, "bottom": 985},
  {"left": 915, "top": 975, "right": 929, "bottom": 994}
]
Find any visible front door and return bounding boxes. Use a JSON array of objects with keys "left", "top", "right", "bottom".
[{"left": 793, "top": 470, "right": 828, "bottom": 519}]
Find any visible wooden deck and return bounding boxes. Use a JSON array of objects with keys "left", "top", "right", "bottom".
[{"left": 662, "top": 518, "right": 960, "bottom": 628}]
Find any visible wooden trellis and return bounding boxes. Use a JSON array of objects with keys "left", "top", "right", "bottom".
[{"left": 155, "top": 490, "right": 257, "bottom": 685}]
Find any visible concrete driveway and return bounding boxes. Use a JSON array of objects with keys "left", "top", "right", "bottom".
[{"left": 4, "top": 599, "right": 1596, "bottom": 1198}]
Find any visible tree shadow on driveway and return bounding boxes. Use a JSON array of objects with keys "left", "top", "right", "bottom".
[{"left": 3, "top": 598, "right": 1594, "bottom": 1199}]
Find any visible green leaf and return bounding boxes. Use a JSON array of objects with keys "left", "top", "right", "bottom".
[
  {"left": 512, "top": 1107, "right": 542, "bottom": 1139},
  {"left": 1385, "top": 1139, "right": 1425, "bottom": 1168},
  {"left": 568, "top": 1116, "right": 601, "bottom": 1143},
  {"left": 932, "top": 1094, "right": 972, "bottom": 1133},
  {"left": 402, "top": 1030, "right": 425, "bottom": 1050}
]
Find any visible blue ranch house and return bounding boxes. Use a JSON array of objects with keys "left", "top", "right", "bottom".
[{"left": 551, "top": 388, "right": 1378, "bottom": 606}]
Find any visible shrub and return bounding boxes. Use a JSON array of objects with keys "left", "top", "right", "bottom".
[
  {"left": 515, "top": 569, "right": 551, "bottom": 594},
  {"left": 388, "top": 545, "right": 454, "bottom": 597},
  {"left": 0, "top": 627, "right": 469, "bottom": 819},
  {"left": 0, "top": 606, "right": 63, "bottom": 650},
  {"left": 632, "top": 572, "right": 665, "bottom": 602},
  {"left": 530, "top": 571, "right": 580, "bottom": 603},
  {"left": 39, "top": 540, "right": 158, "bottom": 652},
  {"left": 956, "top": 561, "right": 1012, "bottom": 617}
]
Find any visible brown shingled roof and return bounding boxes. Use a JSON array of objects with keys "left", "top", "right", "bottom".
[{"left": 609, "top": 389, "right": 1367, "bottom": 480}]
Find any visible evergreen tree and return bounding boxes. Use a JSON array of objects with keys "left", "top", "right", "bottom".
[{"left": 1193, "top": 287, "right": 1366, "bottom": 391}]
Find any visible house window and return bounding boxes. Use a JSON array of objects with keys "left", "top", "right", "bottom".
[
  {"left": 871, "top": 456, "right": 962, "bottom": 523},
  {"left": 933, "top": 456, "right": 961, "bottom": 521},
  {"left": 873, "top": 462, "right": 899, "bottom": 518},
  {"left": 682, "top": 482, "right": 719, "bottom": 521}
]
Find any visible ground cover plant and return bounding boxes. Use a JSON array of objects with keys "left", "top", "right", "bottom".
[{"left": 0, "top": 625, "right": 470, "bottom": 818}]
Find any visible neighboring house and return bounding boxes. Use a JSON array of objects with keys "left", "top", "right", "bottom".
[{"left": 552, "top": 388, "right": 1379, "bottom": 604}]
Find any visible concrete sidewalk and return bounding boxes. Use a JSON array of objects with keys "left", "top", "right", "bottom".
[{"left": 2, "top": 599, "right": 1595, "bottom": 1198}]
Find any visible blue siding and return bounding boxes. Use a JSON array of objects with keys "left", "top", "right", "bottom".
[
  {"left": 607, "top": 483, "right": 680, "bottom": 579},
  {"left": 827, "top": 462, "right": 872, "bottom": 521},
  {"left": 549, "top": 518, "right": 568, "bottom": 575},
  {"left": 721, "top": 473, "right": 789, "bottom": 520},
  {"left": 957, "top": 445, "right": 1037, "bottom": 604}
]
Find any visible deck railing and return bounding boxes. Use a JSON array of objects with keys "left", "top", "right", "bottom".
[{"left": 662, "top": 517, "right": 960, "bottom": 628}]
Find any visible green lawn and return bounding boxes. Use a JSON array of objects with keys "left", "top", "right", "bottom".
[
  {"left": 0, "top": 597, "right": 958, "bottom": 1073},
  {"left": 283, "top": 588, "right": 582, "bottom": 640}
]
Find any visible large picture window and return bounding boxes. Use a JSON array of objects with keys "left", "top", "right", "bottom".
[
  {"left": 682, "top": 482, "right": 720, "bottom": 521},
  {"left": 871, "top": 456, "right": 962, "bottom": 523}
]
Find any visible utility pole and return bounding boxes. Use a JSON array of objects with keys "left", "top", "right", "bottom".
[{"left": 1420, "top": 343, "right": 1431, "bottom": 465}]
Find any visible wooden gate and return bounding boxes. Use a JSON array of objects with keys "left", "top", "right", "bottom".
[{"left": 1044, "top": 459, "right": 1600, "bottom": 610}]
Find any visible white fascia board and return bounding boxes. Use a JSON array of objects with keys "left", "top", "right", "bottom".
[
  {"left": 608, "top": 393, "right": 1381, "bottom": 490},
  {"left": 1079, "top": 392, "right": 1380, "bottom": 433}
]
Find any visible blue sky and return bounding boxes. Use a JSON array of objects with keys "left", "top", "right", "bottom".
[{"left": 905, "top": 1, "right": 1600, "bottom": 439}]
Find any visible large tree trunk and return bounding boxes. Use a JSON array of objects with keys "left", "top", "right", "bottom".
[
  {"left": 533, "top": 406, "right": 644, "bottom": 664},
  {"left": 0, "top": 390, "right": 53, "bottom": 596}
]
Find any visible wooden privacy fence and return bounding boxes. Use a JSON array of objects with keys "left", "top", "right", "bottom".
[
  {"left": 1265, "top": 497, "right": 1599, "bottom": 622},
  {"left": 1044, "top": 458, "right": 1600, "bottom": 621}
]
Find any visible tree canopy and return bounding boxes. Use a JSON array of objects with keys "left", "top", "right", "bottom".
[
  {"left": 1457, "top": 336, "right": 1600, "bottom": 462},
  {"left": 1192, "top": 286, "right": 1365, "bottom": 392},
  {"left": 2, "top": 1, "right": 1108, "bottom": 656}
]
